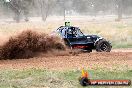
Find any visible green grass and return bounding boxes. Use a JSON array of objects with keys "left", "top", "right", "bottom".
[
  {"left": 0, "top": 68, "right": 131, "bottom": 88},
  {"left": 112, "top": 42, "right": 132, "bottom": 48}
]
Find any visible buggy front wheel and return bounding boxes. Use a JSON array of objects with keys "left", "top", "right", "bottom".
[{"left": 95, "top": 40, "right": 112, "bottom": 52}]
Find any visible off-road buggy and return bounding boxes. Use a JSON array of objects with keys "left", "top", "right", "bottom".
[{"left": 56, "top": 23, "right": 112, "bottom": 52}]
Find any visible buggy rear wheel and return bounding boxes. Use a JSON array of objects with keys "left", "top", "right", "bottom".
[{"left": 96, "top": 40, "right": 111, "bottom": 52}]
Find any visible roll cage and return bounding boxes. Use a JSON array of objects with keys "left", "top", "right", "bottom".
[{"left": 57, "top": 26, "right": 84, "bottom": 38}]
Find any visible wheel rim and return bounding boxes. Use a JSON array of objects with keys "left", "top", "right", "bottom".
[{"left": 100, "top": 43, "right": 108, "bottom": 51}]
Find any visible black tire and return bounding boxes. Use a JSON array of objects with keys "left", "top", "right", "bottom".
[{"left": 96, "top": 40, "right": 112, "bottom": 52}]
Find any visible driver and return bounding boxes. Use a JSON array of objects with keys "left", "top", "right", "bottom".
[{"left": 67, "top": 27, "right": 77, "bottom": 38}]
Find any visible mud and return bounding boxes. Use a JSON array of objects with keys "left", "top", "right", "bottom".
[{"left": 0, "top": 30, "right": 66, "bottom": 59}]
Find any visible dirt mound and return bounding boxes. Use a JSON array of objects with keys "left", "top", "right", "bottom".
[{"left": 0, "top": 30, "right": 66, "bottom": 59}]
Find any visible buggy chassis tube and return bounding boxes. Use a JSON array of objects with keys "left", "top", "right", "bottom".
[{"left": 94, "top": 37, "right": 103, "bottom": 46}]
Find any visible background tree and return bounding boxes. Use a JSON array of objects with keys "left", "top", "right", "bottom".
[
  {"left": 1, "top": 0, "right": 132, "bottom": 22},
  {"left": 38, "top": 0, "right": 57, "bottom": 21},
  {"left": 4, "top": 0, "right": 33, "bottom": 22},
  {"left": 21, "top": 0, "right": 33, "bottom": 21},
  {"left": 115, "top": 0, "right": 123, "bottom": 21}
]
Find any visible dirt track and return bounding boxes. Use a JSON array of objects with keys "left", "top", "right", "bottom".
[{"left": 0, "top": 49, "right": 132, "bottom": 70}]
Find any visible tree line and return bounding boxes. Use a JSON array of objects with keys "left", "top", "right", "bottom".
[{"left": 0, "top": 0, "right": 132, "bottom": 22}]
